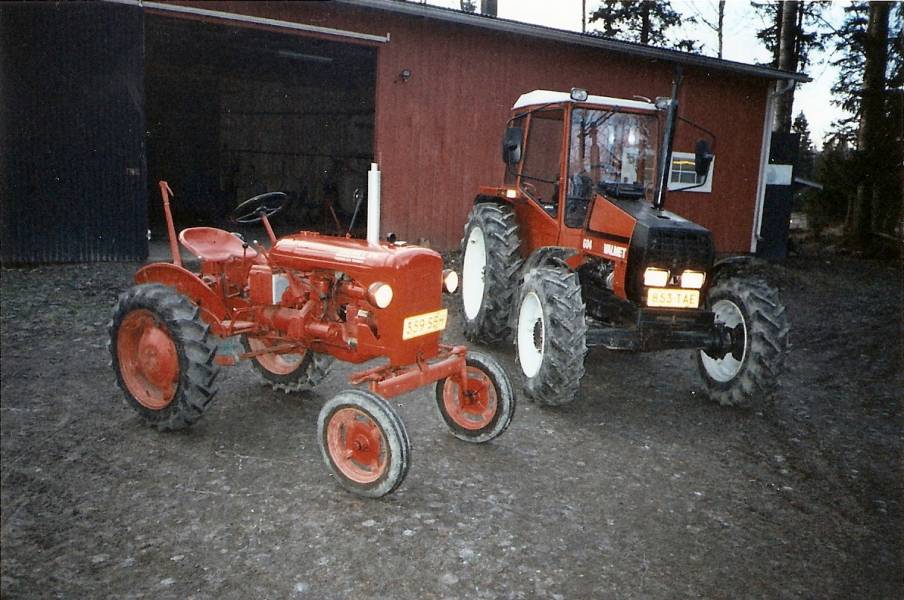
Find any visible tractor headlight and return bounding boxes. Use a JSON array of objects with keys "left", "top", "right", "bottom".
[
  {"left": 643, "top": 267, "right": 670, "bottom": 288},
  {"left": 442, "top": 269, "right": 459, "bottom": 293},
  {"left": 680, "top": 270, "right": 706, "bottom": 289},
  {"left": 368, "top": 282, "right": 394, "bottom": 308}
]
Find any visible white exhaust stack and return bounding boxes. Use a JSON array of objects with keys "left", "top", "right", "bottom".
[{"left": 367, "top": 162, "right": 381, "bottom": 245}]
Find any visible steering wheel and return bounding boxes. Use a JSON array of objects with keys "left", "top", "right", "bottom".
[{"left": 230, "top": 192, "right": 289, "bottom": 224}]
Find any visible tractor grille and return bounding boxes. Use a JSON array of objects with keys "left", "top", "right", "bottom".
[{"left": 645, "top": 228, "right": 714, "bottom": 269}]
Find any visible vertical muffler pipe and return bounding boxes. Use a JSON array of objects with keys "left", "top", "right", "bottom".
[{"left": 367, "top": 162, "right": 381, "bottom": 245}]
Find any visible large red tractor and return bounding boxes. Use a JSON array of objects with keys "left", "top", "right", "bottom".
[
  {"left": 110, "top": 177, "right": 514, "bottom": 498},
  {"left": 460, "top": 79, "right": 789, "bottom": 408}
]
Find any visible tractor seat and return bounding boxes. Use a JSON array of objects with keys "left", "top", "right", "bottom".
[{"left": 179, "top": 227, "right": 257, "bottom": 262}]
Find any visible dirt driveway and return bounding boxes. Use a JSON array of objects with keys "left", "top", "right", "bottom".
[{"left": 1, "top": 255, "right": 901, "bottom": 599}]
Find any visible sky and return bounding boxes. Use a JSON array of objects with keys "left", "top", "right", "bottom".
[{"left": 423, "top": 0, "right": 850, "bottom": 145}]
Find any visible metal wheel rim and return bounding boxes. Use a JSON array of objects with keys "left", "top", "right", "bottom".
[
  {"left": 247, "top": 337, "right": 305, "bottom": 375},
  {"left": 117, "top": 309, "right": 179, "bottom": 410},
  {"left": 518, "top": 291, "right": 545, "bottom": 378},
  {"left": 326, "top": 407, "right": 388, "bottom": 484},
  {"left": 462, "top": 226, "right": 487, "bottom": 320},
  {"left": 701, "top": 298, "right": 748, "bottom": 383},
  {"left": 442, "top": 366, "right": 497, "bottom": 430}
]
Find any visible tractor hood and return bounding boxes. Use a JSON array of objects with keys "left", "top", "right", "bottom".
[
  {"left": 588, "top": 196, "right": 714, "bottom": 302},
  {"left": 269, "top": 232, "right": 443, "bottom": 284}
]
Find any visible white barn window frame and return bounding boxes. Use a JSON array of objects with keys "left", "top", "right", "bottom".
[{"left": 667, "top": 151, "right": 714, "bottom": 193}]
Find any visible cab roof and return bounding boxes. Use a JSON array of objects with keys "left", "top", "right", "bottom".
[{"left": 512, "top": 90, "right": 657, "bottom": 112}]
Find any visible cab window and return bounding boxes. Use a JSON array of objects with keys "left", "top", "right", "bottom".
[
  {"left": 566, "top": 108, "right": 658, "bottom": 227},
  {"left": 521, "top": 109, "right": 564, "bottom": 217}
]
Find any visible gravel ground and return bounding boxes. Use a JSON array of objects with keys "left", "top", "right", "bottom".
[{"left": 1, "top": 255, "right": 901, "bottom": 599}]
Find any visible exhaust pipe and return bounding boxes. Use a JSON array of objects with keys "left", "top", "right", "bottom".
[{"left": 367, "top": 162, "right": 381, "bottom": 245}]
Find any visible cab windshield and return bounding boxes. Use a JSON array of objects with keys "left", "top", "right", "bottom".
[{"left": 565, "top": 108, "right": 659, "bottom": 227}]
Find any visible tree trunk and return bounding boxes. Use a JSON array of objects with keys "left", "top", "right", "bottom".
[
  {"left": 717, "top": 1, "right": 725, "bottom": 59},
  {"left": 773, "top": 0, "right": 799, "bottom": 133},
  {"left": 850, "top": 1, "right": 891, "bottom": 247},
  {"left": 771, "top": 3, "right": 783, "bottom": 68},
  {"left": 640, "top": 2, "right": 651, "bottom": 45}
]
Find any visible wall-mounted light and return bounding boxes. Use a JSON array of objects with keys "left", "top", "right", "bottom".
[{"left": 398, "top": 68, "right": 412, "bottom": 82}]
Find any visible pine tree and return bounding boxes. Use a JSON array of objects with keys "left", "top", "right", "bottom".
[
  {"left": 826, "top": 1, "right": 901, "bottom": 251},
  {"left": 791, "top": 112, "right": 815, "bottom": 179},
  {"left": 752, "top": 1, "right": 828, "bottom": 70},
  {"left": 589, "top": 0, "right": 699, "bottom": 52}
]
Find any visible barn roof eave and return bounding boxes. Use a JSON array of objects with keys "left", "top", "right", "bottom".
[{"left": 336, "top": 0, "right": 811, "bottom": 84}]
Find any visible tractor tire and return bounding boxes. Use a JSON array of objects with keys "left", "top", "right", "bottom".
[
  {"left": 109, "top": 284, "right": 219, "bottom": 431},
  {"left": 434, "top": 350, "right": 516, "bottom": 443},
  {"left": 515, "top": 266, "right": 587, "bottom": 406},
  {"left": 460, "top": 202, "right": 523, "bottom": 344},
  {"left": 318, "top": 389, "right": 411, "bottom": 498},
  {"left": 242, "top": 336, "right": 333, "bottom": 394},
  {"left": 697, "top": 276, "right": 789, "bottom": 407}
]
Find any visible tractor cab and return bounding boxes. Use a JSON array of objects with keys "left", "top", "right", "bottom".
[{"left": 495, "top": 87, "right": 715, "bottom": 306}]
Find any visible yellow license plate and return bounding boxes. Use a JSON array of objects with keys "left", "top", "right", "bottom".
[
  {"left": 647, "top": 288, "right": 700, "bottom": 309},
  {"left": 402, "top": 308, "right": 448, "bottom": 340}
]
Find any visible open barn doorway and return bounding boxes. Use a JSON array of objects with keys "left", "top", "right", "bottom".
[{"left": 144, "top": 15, "right": 376, "bottom": 242}]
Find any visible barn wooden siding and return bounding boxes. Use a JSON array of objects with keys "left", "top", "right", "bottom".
[
  {"left": 179, "top": 2, "right": 771, "bottom": 253},
  {"left": 0, "top": 3, "right": 148, "bottom": 263}
]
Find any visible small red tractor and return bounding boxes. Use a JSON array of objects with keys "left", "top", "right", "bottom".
[
  {"left": 460, "top": 76, "right": 789, "bottom": 408},
  {"left": 110, "top": 177, "right": 514, "bottom": 498}
]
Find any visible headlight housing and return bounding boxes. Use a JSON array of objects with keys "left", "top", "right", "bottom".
[
  {"left": 680, "top": 270, "right": 706, "bottom": 289},
  {"left": 442, "top": 269, "right": 459, "bottom": 293},
  {"left": 367, "top": 282, "right": 393, "bottom": 308},
  {"left": 643, "top": 267, "right": 670, "bottom": 288}
]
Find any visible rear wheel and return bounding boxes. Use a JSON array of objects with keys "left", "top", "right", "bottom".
[
  {"left": 242, "top": 336, "right": 332, "bottom": 393},
  {"left": 109, "top": 284, "right": 219, "bottom": 430},
  {"left": 460, "top": 202, "right": 522, "bottom": 343},
  {"left": 516, "top": 267, "right": 587, "bottom": 406},
  {"left": 697, "top": 276, "right": 789, "bottom": 406},
  {"left": 317, "top": 389, "right": 411, "bottom": 498},
  {"left": 434, "top": 351, "right": 515, "bottom": 443}
]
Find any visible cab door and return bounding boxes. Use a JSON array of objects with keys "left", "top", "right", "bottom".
[{"left": 513, "top": 108, "right": 566, "bottom": 252}]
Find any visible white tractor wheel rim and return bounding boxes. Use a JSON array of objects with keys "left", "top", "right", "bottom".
[
  {"left": 701, "top": 298, "right": 747, "bottom": 383},
  {"left": 518, "top": 291, "right": 545, "bottom": 378},
  {"left": 462, "top": 226, "right": 487, "bottom": 320}
]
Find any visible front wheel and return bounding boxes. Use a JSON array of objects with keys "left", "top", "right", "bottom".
[
  {"left": 460, "top": 203, "right": 522, "bottom": 344},
  {"left": 515, "top": 267, "right": 587, "bottom": 406},
  {"left": 317, "top": 390, "right": 411, "bottom": 498},
  {"left": 697, "top": 276, "right": 789, "bottom": 406},
  {"left": 434, "top": 351, "right": 515, "bottom": 443}
]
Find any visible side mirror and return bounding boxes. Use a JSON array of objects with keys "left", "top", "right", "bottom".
[
  {"left": 694, "top": 139, "right": 714, "bottom": 178},
  {"left": 502, "top": 127, "right": 523, "bottom": 165}
]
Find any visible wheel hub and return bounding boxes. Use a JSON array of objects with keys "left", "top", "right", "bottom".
[
  {"left": 532, "top": 319, "right": 543, "bottom": 351},
  {"left": 441, "top": 368, "right": 496, "bottom": 430},
  {"left": 326, "top": 408, "right": 387, "bottom": 484},
  {"left": 700, "top": 298, "right": 748, "bottom": 383},
  {"left": 117, "top": 309, "right": 179, "bottom": 410}
]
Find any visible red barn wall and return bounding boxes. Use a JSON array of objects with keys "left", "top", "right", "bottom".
[{"left": 165, "top": 2, "right": 770, "bottom": 253}]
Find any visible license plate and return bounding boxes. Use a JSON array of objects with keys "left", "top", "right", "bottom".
[
  {"left": 647, "top": 288, "right": 700, "bottom": 309},
  {"left": 402, "top": 308, "right": 448, "bottom": 340}
]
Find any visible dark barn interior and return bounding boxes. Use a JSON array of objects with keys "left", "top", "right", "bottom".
[{"left": 144, "top": 16, "right": 376, "bottom": 238}]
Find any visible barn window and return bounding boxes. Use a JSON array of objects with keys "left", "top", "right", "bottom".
[{"left": 668, "top": 152, "right": 714, "bottom": 193}]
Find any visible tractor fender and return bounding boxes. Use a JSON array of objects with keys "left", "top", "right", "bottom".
[
  {"left": 709, "top": 255, "right": 776, "bottom": 287},
  {"left": 474, "top": 185, "right": 515, "bottom": 206},
  {"left": 522, "top": 246, "right": 579, "bottom": 277},
  {"left": 135, "top": 263, "right": 228, "bottom": 326}
]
